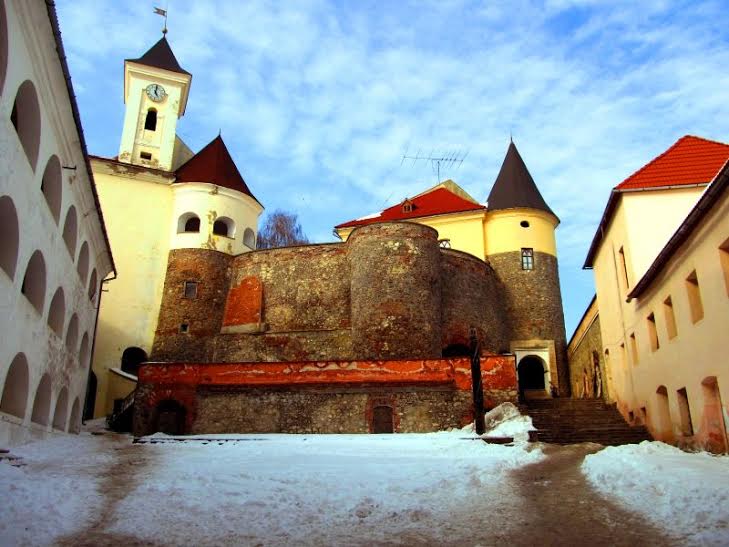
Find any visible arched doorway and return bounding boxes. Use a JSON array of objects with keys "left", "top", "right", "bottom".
[
  {"left": 121, "top": 347, "right": 147, "bottom": 377},
  {"left": 372, "top": 405, "right": 394, "bottom": 433},
  {"left": 83, "top": 371, "right": 97, "bottom": 421},
  {"left": 518, "top": 356, "right": 547, "bottom": 400},
  {"left": 155, "top": 400, "right": 186, "bottom": 435},
  {"left": 701, "top": 377, "right": 728, "bottom": 454}
]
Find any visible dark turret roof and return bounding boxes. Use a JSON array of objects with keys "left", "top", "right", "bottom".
[
  {"left": 126, "top": 37, "right": 190, "bottom": 76},
  {"left": 487, "top": 142, "right": 556, "bottom": 219},
  {"left": 175, "top": 135, "right": 261, "bottom": 205}
]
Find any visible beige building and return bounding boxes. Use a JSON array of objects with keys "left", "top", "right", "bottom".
[
  {"left": 89, "top": 36, "right": 263, "bottom": 418},
  {"left": 0, "top": 0, "right": 114, "bottom": 445},
  {"left": 583, "top": 135, "right": 729, "bottom": 452}
]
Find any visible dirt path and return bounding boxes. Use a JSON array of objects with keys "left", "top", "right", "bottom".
[
  {"left": 504, "top": 443, "right": 676, "bottom": 546},
  {"left": 55, "top": 434, "right": 162, "bottom": 547}
]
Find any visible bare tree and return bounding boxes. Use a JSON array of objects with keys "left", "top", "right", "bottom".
[{"left": 256, "top": 209, "right": 310, "bottom": 249}]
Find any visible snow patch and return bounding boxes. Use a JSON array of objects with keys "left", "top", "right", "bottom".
[{"left": 583, "top": 441, "right": 729, "bottom": 545}]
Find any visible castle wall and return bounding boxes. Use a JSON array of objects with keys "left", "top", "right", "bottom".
[
  {"left": 488, "top": 251, "right": 569, "bottom": 394},
  {"left": 348, "top": 223, "right": 442, "bottom": 359},
  {"left": 440, "top": 250, "right": 509, "bottom": 354}
]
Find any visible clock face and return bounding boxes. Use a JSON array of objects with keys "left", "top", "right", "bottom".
[{"left": 146, "top": 83, "right": 167, "bottom": 102}]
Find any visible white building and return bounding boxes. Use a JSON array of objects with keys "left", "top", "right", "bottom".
[{"left": 0, "top": 0, "right": 115, "bottom": 445}]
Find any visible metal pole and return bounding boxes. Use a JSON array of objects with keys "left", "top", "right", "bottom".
[{"left": 470, "top": 328, "right": 486, "bottom": 435}]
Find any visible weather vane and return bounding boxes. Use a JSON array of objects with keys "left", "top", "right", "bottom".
[{"left": 154, "top": 5, "right": 169, "bottom": 36}]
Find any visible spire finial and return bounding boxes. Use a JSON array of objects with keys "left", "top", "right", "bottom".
[{"left": 154, "top": 5, "right": 169, "bottom": 36}]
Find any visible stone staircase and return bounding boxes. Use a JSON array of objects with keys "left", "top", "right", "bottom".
[{"left": 524, "top": 398, "right": 652, "bottom": 446}]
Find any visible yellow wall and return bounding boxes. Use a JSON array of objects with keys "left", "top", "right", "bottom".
[
  {"left": 90, "top": 160, "right": 174, "bottom": 417},
  {"left": 484, "top": 209, "right": 558, "bottom": 257},
  {"left": 591, "top": 186, "right": 729, "bottom": 450}
]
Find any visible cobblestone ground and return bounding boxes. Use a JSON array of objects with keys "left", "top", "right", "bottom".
[{"left": 54, "top": 437, "right": 674, "bottom": 547}]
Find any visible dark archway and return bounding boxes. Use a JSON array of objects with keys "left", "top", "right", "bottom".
[
  {"left": 518, "top": 356, "right": 546, "bottom": 397},
  {"left": 372, "top": 405, "right": 394, "bottom": 433},
  {"left": 83, "top": 371, "right": 97, "bottom": 421},
  {"left": 155, "top": 400, "right": 186, "bottom": 435},
  {"left": 121, "top": 347, "right": 147, "bottom": 376},
  {"left": 442, "top": 343, "right": 471, "bottom": 357}
]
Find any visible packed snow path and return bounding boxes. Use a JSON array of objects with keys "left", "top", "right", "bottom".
[{"left": 2, "top": 431, "right": 701, "bottom": 546}]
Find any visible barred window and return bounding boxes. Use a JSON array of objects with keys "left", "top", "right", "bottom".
[
  {"left": 183, "top": 281, "right": 198, "bottom": 299},
  {"left": 521, "top": 248, "right": 534, "bottom": 270}
]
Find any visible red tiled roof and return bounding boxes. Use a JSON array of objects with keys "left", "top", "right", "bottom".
[
  {"left": 335, "top": 187, "right": 485, "bottom": 229},
  {"left": 175, "top": 135, "right": 260, "bottom": 204},
  {"left": 616, "top": 135, "right": 729, "bottom": 190}
]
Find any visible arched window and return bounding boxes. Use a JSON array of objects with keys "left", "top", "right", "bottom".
[
  {"left": 1, "top": 353, "right": 29, "bottom": 419},
  {"left": 0, "top": 195, "right": 19, "bottom": 280},
  {"left": 62, "top": 206, "right": 78, "bottom": 257},
  {"left": 47, "top": 287, "right": 65, "bottom": 336},
  {"left": 65, "top": 314, "right": 79, "bottom": 353},
  {"left": 11, "top": 80, "right": 41, "bottom": 171},
  {"left": 243, "top": 228, "right": 256, "bottom": 249},
  {"left": 88, "top": 268, "right": 98, "bottom": 302},
  {"left": 76, "top": 241, "right": 89, "bottom": 284},
  {"left": 0, "top": 0, "right": 8, "bottom": 96},
  {"left": 52, "top": 387, "right": 69, "bottom": 431},
  {"left": 69, "top": 398, "right": 81, "bottom": 434},
  {"left": 40, "top": 155, "right": 62, "bottom": 223},
  {"left": 178, "top": 213, "right": 200, "bottom": 233},
  {"left": 213, "top": 218, "right": 234, "bottom": 238},
  {"left": 31, "top": 373, "right": 51, "bottom": 426},
  {"left": 144, "top": 108, "right": 157, "bottom": 131},
  {"left": 121, "top": 346, "right": 147, "bottom": 377},
  {"left": 79, "top": 332, "right": 90, "bottom": 367},
  {"left": 21, "top": 250, "right": 46, "bottom": 313}
]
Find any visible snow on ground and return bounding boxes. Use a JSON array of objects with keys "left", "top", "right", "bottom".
[
  {"left": 111, "top": 432, "right": 542, "bottom": 545},
  {"left": 583, "top": 441, "right": 729, "bottom": 545},
  {"left": 0, "top": 431, "right": 122, "bottom": 546}
]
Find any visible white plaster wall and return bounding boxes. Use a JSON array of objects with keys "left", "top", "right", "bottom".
[
  {"left": 0, "top": 0, "right": 113, "bottom": 445},
  {"left": 170, "top": 183, "right": 263, "bottom": 255}
]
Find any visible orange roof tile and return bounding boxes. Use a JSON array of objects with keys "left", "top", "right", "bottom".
[
  {"left": 335, "top": 187, "right": 485, "bottom": 229},
  {"left": 616, "top": 135, "right": 729, "bottom": 190}
]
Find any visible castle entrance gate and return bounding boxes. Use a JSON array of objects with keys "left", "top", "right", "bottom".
[{"left": 517, "top": 355, "right": 548, "bottom": 400}]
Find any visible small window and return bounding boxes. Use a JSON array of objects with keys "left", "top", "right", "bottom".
[
  {"left": 179, "top": 323, "right": 190, "bottom": 334},
  {"left": 618, "top": 246, "right": 629, "bottom": 290},
  {"left": 243, "top": 228, "right": 256, "bottom": 249},
  {"left": 402, "top": 200, "right": 414, "bottom": 213},
  {"left": 629, "top": 332, "right": 638, "bottom": 365},
  {"left": 213, "top": 220, "right": 229, "bottom": 237},
  {"left": 685, "top": 270, "right": 703, "bottom": 323},
  {"left": 639, "top": 407, "right": 647, "bottom": 425},
  {"left": 520, "top": 220, "right": 530, "bottom": 228},
  {"left": 677, "top": 387, "right": 694, "bottom": 436},
  {"left": 438, "top": 239, "right": 451, "bottom": 249},
  {"left": 619, "top": 343, "right": 626, "bottom": 369},
  {"left": 628, "top": 410, "right": 635, "bottom": 423},
  {"left": 521, "top": 248, "right": 534, "bottom": 270},
  {"left": 646, "top": 313, "right": 659, "bottom": 352},
  {"left": 663, "top": 296, "right": 677, "bottom": 340},
  {"left": 719, "top": 237, "right": 729, "bottom": 296},
  {"left": 183, "top": 281, "right": 198, "bottom": 299},
  {"left": 144, "top": 108, "right": 157, "bottom": 131},
  {"left": 140, "top": 152, "right": 152, "bottom": 161},
  {"left": 184, "top": 217, "right": 200, "bottom": 233}
]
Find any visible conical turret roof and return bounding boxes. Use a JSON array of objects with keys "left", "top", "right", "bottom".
[
  {"left": 487, "top": 142, "right": 556, "bottom": 219},
  {"left": 126, "top": 36, "right": 190, "bottom": 75},
  {"left": 175, "top": 135, "right": 261, "bottom": 205}
]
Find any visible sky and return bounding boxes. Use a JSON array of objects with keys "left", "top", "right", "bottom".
[{"left": 55, "top": 0, "right": 729, "bottom": 336}]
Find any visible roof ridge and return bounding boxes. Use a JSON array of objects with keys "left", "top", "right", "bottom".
[{"left": 616, "top": 135, "right": 729, "bottom": 190}]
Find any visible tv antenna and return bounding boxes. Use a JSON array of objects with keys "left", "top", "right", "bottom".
[{"left": 401, "top": 146, "right": 469, "bottom": 182}]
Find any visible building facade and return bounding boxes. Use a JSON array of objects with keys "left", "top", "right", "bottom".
[
  {"left": 89, "top": 37, "right": 263, "bottom": 418},
  {"left": 584, "top": 136, "right": 729, "bottom": 452},
  {"left": 0, "top": 0, "right": 114, "bottom": 445}
]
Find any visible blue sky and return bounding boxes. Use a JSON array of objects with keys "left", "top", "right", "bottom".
[{"left": 56, "top": 0, "right": 729, "bottom": 336}]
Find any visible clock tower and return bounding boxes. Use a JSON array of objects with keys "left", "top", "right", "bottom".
[{"left": 118, "top": 37, "right": 192, "bottom": 171}]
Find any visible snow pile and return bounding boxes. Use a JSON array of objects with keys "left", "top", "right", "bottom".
[
  {"left": 0, "top": 433, "right": 118, "bottom": 546},
  {"left": 583, "top": 441, "right": 729, "bottom": 545},
  {"left": 110, "top": 432, "right": 542, "bottom": 545},
  {"left": 459, "top": 403, "right": 535, "bottom": 443}
]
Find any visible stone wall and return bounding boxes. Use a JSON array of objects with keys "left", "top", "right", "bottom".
[
  {"left": 568, "top": 312, "right": 607, "bottom": 399},
  {"left": 488, "top": 251, "right": 569, "bottom": 394},
  {"left": 441, "top": 250, "right": 509, "bottom": 354}
]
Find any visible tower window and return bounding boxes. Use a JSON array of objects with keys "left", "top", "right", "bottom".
[
  {"left": 179, "top": 323, "right": 190, "bottom": 334},
  {"left": 184, "top": 216, "right": 200, "bottom": 233},
  {"left": 144, "top": 108, "right": 157, "bottom": 131},
  {"left": 438, "top": 239, "right": 451, "bottom": 249},
  {"left": 521, "top": 248, "right": 534, "bottom": 270},
  {"left": 140, "top": 152, "right": 152, "bottom": 161},
  {"left": 520, "top": 220, "right": 530, "bottom": 228},
  {"left": 183, "top": 281, "right": 198, "bottom": 299}
]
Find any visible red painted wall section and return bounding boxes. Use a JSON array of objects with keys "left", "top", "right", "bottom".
[
  {"left": 222, "top": 275, "right": 263, "bottom": 328},
  {"left": 138, "top": 354, "right": 516, "bottom": 391}
]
